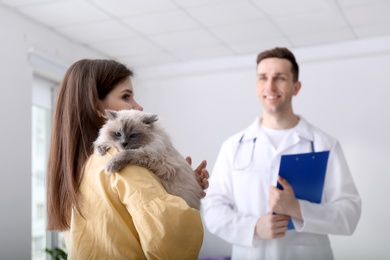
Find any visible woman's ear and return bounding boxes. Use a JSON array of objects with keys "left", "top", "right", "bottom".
[{"left": 97, "top": 100, "right": 104, "bottom": 117}]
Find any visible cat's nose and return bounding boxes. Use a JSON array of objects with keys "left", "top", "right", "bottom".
[{"left": 121, "top": 142, "right": 128, "bottom": 148}]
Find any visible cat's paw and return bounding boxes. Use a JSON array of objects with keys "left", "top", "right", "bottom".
[
  {"left": 95, "top": 145, "right": 107, "bottom": 156},
  {"left": 105, "top": 158, "right": 126, "bottom": 174}
]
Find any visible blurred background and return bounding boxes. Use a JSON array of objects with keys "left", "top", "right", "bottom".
[{"left": 1, "top": 0, "right": 389, "bottom": 259}]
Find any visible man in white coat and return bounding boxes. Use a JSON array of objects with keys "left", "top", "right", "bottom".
[{"left": 201, "top": 47, "right": 361, "bottom": 260}]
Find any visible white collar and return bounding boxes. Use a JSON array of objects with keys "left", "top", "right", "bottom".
[{"left": 241, "top": 115, "right": 314, "bottom": 143}]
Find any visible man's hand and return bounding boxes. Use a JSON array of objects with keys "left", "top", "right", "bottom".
[
  {"left": 186, "top": 156, "right": 209, "bottom": 197},
  {"left": 269, "top": 176, "right": 302, "bottom": 221},
  {"left": 255, "top": 212, "right": 290, "bottom": 239}
]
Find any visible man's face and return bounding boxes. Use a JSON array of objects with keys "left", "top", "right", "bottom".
[{"left": 256, "top": 58, "right": 301, "bottom": 116}]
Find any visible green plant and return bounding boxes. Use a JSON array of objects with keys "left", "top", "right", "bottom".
[{"left": 45, "top": 247, "right": 68, "bottom": 260}]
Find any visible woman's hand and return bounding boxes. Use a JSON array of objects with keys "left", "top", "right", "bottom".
[{"left": 186, "top": 156, "right": 209, "bottom": 198}]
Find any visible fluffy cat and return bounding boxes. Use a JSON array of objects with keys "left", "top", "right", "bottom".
[{"left": 93, "top": 109, "right": 203, "bottom": 210}]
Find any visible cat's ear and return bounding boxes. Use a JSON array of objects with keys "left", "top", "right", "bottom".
[
  {"left": 104, "top": 109, "right": 117, "bottom": 120},
  {"left": 142, "top": 114, "right": 158, "bottom": 125}
]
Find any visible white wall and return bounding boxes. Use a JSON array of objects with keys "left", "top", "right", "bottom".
[
  {"left": 134, "top": 36, "right": 390, "bottom": 259},
  {"left": 0, "top": 4, "right": 105, "bottom": 259}
]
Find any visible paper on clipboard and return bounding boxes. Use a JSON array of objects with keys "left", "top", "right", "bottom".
[{"left": 277, "top": 151, "right": 330, "bottom": 229}]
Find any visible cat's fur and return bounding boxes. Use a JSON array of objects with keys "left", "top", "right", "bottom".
[{"left": 93, "top": 109, "right": 203, "bottom": 210}]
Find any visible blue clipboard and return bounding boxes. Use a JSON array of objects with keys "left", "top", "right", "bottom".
[{"left": 277, "top": 151, "right": 330, "bottom": 229}]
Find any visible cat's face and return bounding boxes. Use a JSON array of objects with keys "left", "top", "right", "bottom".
[{"left": 101, "top": 110, "right": 158, "bottom": 150}]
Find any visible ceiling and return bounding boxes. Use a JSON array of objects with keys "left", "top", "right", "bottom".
[{"left": 2, "top": 0, "right": 390, "bottom": 68}]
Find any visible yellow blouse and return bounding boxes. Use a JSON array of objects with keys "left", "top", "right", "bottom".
[{"left": 64, "top": 149, "right": 204, "bottom": 259}]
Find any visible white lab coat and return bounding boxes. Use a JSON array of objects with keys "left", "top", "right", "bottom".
[{"left": 201, "top": 117, "right": 361, "bottom": 260}]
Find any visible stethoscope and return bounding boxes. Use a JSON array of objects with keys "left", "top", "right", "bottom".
[
  {"left": 233, "top": 134, "right": 315, "bottom": 171},
  {"left": 233, "top": 135, "right": 257, "bottom": 171}
]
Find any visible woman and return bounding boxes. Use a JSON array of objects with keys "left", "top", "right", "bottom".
[{"left": 47, "top": 59, "right": 208, "bottom": 259}]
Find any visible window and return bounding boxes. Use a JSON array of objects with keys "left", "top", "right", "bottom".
[
  {"left": 32, "top": 76, "right": 65, "bottom": 260},
  {"left": 29, "top": 50, "right": 68, "bottom": 259}
]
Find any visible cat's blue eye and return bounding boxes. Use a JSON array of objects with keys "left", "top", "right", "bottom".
[
  {"left": 129, "top": 133, "right": 139, "bottom": 138},
  {"left": 114, "top": 132, "right": 122, "bottom": 137}
]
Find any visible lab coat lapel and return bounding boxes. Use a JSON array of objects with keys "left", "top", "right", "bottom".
[
  {"left": 277, "top": 133, "right": 301, "bottom": 155},
  {"left": 243, "top": 117, "right": 274, "bottom": 151},
  {"left": 241, "top": 117, "right": 262, "bottom": 141},
  {"left": 276, "top": 116, "right": 314, "bottom": 155}
]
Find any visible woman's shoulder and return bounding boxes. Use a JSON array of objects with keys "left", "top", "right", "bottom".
[
  {"left": 108, "top": 164, "right": 168, "bottom": 205},
  {"left": 86, "top": 149, "right": 165, "bottom": 194},
  {"left": 112, "top": 164, "right": 163, "bottom": 188}
]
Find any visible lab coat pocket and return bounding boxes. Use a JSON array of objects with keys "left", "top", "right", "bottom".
[{"left": 231, "top": 167, "right": 269, "bottom": 215}]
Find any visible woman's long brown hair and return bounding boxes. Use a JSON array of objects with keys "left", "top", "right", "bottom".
[{"left": 47, "top": 59, "right": 133, "bottom": 231}]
